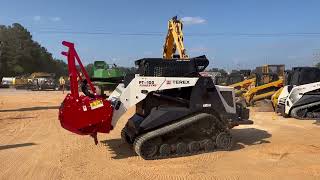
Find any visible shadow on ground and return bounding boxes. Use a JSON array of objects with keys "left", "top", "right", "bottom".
[
  {"left": 231, "top": 128, "right": 271, "bottom": 150},
  {"left": 100, "top": 139, "right": 137, "bottom": 159},
  {"left": 101, "top": 128, "right": 271, "bottom": 159},
  {"left": 0, "top": 143, "right": 37, "bottom": 150},
  {"left": 0, "top": 106, "right": 59, "bottom": 112}
]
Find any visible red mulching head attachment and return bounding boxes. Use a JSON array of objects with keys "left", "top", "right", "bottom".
[{"left": 59, "top": 41, "right": 113, "bottom": 144}]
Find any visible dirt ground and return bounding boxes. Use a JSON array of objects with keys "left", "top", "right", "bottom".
[{"left": 0, "top": 89, "right": 319, "bottom": 180}]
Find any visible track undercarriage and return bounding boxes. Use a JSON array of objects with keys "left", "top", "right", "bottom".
[
  {"left": 122, "top": 113, "right": 233, "bottom": 160},
  {"left": 290, "top": 101, "right": 320, "bottom": 120}
]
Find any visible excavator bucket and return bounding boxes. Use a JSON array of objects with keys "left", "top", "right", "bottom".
[{"left": 58, "top": 41, "right": 113, "bottom": 140}]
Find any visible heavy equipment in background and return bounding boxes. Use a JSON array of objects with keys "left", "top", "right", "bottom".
[
  {"left": 14, "top": 74, "right": 31, "bottom": 89},
  {"left": 230, "top": 77, "right": 256, "bottom": 97},
  {"left": 0, "top": 77, "right": 15, "bottom": 88},
  {"left": 243, "top": 64, "right": 284, "bottom": 105},
  {"left": 58, "top": 41, "right": 253, "bottom": 160},
  {"left": 12, "top": 72, "right": 58, "bottom": 90},
  {"left": 163, "top": 16, "right": 188, "bottom": 59},
  {"left": 215, "top": 70, "right": 251, "bottom": 86},
  {"left": 275, "top": 67, "right": 320, "bottom": 119},
  {"left": 271, "top": 87, "right": 284, "bottom": 110},
  {"left": 271, "top": 69, "right": 292, "bottom": 110},
  {"left": 214, "top": 70, "right": 255, "bottom": 97},
  {"left": 225, "top": 70, "right": 255, "bottom": 96},
  {"left": 28, "top": 72, "right": 58, "bottom": 91},
  {"left": 90, "top": 61, "right": 125, "bottom": 93}
]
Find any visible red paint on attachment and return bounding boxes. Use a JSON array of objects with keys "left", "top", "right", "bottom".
[{"left": 59, "top": 41, "right": 113, "bottom": 137}]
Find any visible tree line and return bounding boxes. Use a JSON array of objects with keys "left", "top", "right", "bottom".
[
  {"left": 0, "top": 23, "right": 136, "bottom": 80},
  {"left": 0, "top": 23, "right": 68, "bottom": 79}
]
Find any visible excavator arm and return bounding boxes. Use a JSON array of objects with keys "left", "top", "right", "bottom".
[
  {"left": 163, "top": 16, "right": 188, "bottom": 59},
  {"left": 229, "top": 78, "right": 256, "bottom": 90},
  {"left": 243, "top": 78, "right": 283, "bottom": 105}
]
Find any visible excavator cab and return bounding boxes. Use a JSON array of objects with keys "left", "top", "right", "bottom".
[{"left": 255, "top": 73, "right": 279, "bottom": 86}]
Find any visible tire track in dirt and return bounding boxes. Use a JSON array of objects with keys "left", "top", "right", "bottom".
[
  {"left": 0, "top": 110, "right": 62, "bottom": 179},
  {"left": 1, "top": 90, "right": 320, "bottom": 180},
  {"left": 0, "top": 92, "right": 64, "bottom": 180}
]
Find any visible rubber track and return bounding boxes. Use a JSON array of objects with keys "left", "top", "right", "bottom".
[
  {"left": 290, "top": 101, "right": 320, "bottom": 120},
  {"left": 133, "top": 113, "right": 228, "bottom": 160}
]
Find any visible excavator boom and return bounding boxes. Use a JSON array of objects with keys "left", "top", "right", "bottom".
[
  {"left": 230, "top": 78, "right": 256, "bottom": 89},
  {"left": 163, "top": 16, "right": 188, "bottom": 59}
]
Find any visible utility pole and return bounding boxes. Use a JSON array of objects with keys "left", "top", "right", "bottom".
[{"left": 313, "top": 49, "right": 320, "bottom": 67}]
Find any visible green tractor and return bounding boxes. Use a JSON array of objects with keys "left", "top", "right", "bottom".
[{"left": 90, "top": 61, "right": 125, "bottom": 93}]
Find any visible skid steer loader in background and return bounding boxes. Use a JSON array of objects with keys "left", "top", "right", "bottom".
[
  {"left": 271, "top": 69, "right": 292, "bottom": 110},
  {"left": 275, "top": 67, "right": 320, "bottom": 119},
  {"left": 243, "top": 64, "right": 284, "bottom": 105},
  {"left": 58, "top": 41, "right": 253, "bottom": 160}
]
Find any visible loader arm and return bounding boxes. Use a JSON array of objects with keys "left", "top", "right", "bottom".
[
  {"left": 243, "top": 78, "right": 283, "bottom": 105},
  {"left": 229, "top": 78, "right": 256, "bottom": 90},
  {"left": 163, "top": 16, "right": 188, "bottom": 59}
]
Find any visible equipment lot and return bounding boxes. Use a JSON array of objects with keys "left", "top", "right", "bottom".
[{"left": 0, "top": 89, "right": 319, "bottom": 180}]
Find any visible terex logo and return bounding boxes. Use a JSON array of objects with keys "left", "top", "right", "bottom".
[
  {"left": 139, "top": 80, "right": 156, "bottom": 87},
  {"left": 173, "top": 80, "right": 190, "bottom": 84}
]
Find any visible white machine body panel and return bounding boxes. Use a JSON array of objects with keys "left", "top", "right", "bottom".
[
  {"left": 108, "top": 75, "right": 237, "bottom": 127},
  {"left": 215, "top": 85, "right": 236, "bottom": 114},
  {"left": 277, "top": 86, "right": 290, "bottom": 106},
  {"left": 108, "top": 75, "right": 198, "bottom": 127},
  {"left": 285, "top": 82, "right": 320, "bottom": 114}
]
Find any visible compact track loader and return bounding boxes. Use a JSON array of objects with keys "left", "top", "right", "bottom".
[
  {"left": 276, "top": 67, "right": 320, "bottom": 119},
  {"left": 271, "top": 69, "right": 292, "bottom": 110},
  {"left": 58, "top": 41, "right": 253, "bottom": 160}
]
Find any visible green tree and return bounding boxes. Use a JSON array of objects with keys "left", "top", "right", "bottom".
[{"left": 0, "top": 23, "right": 68, "bottom": 79}]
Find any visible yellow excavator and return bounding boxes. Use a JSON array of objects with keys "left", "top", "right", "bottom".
[
  {"left": 271, "top": 69, "right": 292, "bottom": 110},
  {"left": 271, "top": 86, "right": 284, "bottom": 110},
  {"left": 243, "top": 64, "right": 285, "bottom": 106},
  {"left": 161, "top": 17, "right": 283, "bottom": 107},
  {"left": 222, "top": 70, "right": 256, "bottom": 96},
  {"left": 163, "top": 16, "right": 188, "bottom": 59},
  {"left": 230, "top": 77, "right": 256, "bottom": 96}
]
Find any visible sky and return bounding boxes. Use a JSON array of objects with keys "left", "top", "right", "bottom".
[{"left": 1, "top": 0, "right": 320, "bottom": 70}]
